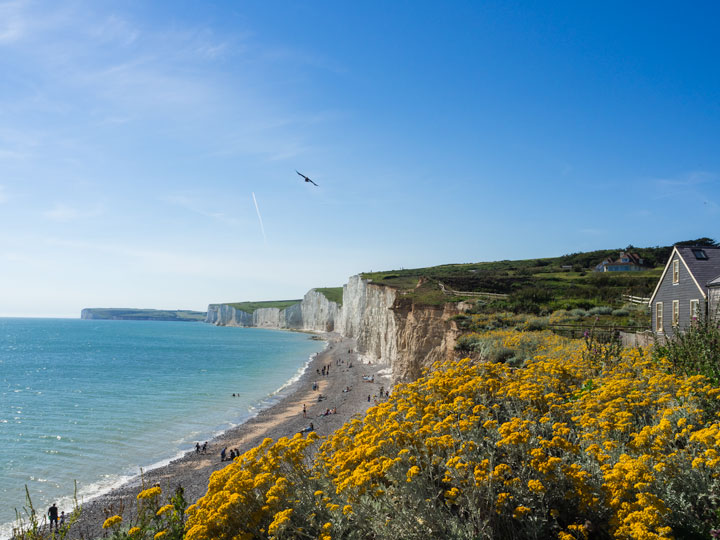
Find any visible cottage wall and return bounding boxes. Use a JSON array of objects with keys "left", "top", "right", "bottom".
[
  {"left": 709, "top": 287, "right": 720, "bottom": 324},
  {"left": 652, "top": 255, "right": 705, "bottom": 338}
]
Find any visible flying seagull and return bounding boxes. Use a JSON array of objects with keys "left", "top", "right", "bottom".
[{"left": 296, "top": 170, "right": 318, "bottom": 186}]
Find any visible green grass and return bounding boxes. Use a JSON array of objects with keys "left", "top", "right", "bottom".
[
  {"left": 226, "top": 300, "right": 302, "bottom": 314},
  {"left": 361, "top": 246, "right": 670, "bottom": 312},
  {"left": 314, "top": 287, "right": 344, "bottom": 305}
]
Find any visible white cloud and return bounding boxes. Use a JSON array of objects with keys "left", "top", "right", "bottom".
[{"left": 0, "top": 0, "right": 26, "bottom": 44}]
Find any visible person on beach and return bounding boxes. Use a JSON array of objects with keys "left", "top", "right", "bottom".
[
  {"left": 59, "top": 511, "right": 65, "bottom": 527},
  {"left": 221, "top": 447, "right": 227, "bottom": 462},
  {"left": 202, "top": 441, "right": 207, "bottom": 454},
  {"left": 303, "top": 403, "right": 307, "bottom": 418},
  {"left": 300, "top": 422, "right": 314, "bottom": 434},
  {"left": 48, "top": 503, "right": 59, "bottom": 530},
  {"left": 195, "top": 442, "right": 200, "bottom": 454}
]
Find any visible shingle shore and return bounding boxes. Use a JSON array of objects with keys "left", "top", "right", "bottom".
[{"left": 62, "top": 333, "right": 387, "bottom": 540}]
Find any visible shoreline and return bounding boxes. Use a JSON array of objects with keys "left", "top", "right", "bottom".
[{"left": 61, "top": 332, "right": 387, "bottom": 540}]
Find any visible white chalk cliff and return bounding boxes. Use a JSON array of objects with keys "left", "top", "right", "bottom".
[{"left": 206, "top": 276, "right": 460, "bottom": 383}]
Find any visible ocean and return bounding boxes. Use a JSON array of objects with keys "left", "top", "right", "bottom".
[{"left": 0, "top": 318, "right": 325, "bottom": 538}]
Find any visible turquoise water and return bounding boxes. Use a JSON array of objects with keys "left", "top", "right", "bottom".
[{"left": 0, "top": 318, "right": 324, "bottom": 538}]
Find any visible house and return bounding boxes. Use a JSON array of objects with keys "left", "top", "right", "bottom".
[
  {"left": 648, "top": 245, "right": 720, "bottom": 337},
  {"left": 595, "top": 251, "right": 645, "bottom": 272}
]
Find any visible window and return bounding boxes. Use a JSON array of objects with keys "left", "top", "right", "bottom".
[
  {"left": 690, "top": 299, "right": 700, "bottom": 321},
  {"left": 673, "top": 260, "right": 679, "bottom": 284},
  {"left": 672, "top": 300, "right": 679, "bottom": 327},
  {"left": 656, "top": 302, "right": 663, "bottom": 332},
  {"left": 692, "top": 248, "right": 708, "bottom": 260}
]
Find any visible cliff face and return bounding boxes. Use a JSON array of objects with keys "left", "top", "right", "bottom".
[
  {"left": 206, "top": 276, "right": 460, "bottom": 384},
  {"left": 390, "top": 300, "right": 460, "bottom": 382},
  {"left": 206, "top": 304, "right": 253, "bottom": 326},
  {"left": 206, "top": 289, "right": 341, "bottom": 332},
  {"left": 301, "top": 289, "right": 340, "bottom": 332},
  {"left": 339, "top": 277, "right": 459, "bottom": 383}
]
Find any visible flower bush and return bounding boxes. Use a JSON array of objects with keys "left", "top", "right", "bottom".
[{"left": 175, "top": 328, "right": 720, "bottom": 539}]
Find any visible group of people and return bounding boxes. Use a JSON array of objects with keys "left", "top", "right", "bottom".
[
  {"left": 317, "top": 364, "right": 332, "bottom": 376},
  {"left": 194, "top": 441, "right": 208, "bottom": 454},
  {"left": 47, "top": 503, "right": 65, "bottom": 531},
  {"left": 220, "top": 446, "right": 240, "bottom": 462}
]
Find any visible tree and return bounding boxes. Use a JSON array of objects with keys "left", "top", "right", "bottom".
[{"left": 674, "top": 237, "right": 719, "bottom": 247}]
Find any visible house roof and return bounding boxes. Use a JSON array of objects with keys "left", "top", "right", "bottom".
[
  {"left": 648, "top": 245, "right": 720, "bottom": 304},
  {"left": 676, "top": 246, "right": 720, "bottom": 288},
  {"left": 708, "top": 275, "right": 720, "bottom": 287}
]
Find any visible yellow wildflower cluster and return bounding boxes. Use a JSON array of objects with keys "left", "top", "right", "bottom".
[
  {"left": 102, "top": 515, "right": 122, "bottom": 529},
  {"left": 182, "top": 328, "right": 720, "bottom": 539},
  {"left": 185, "top": 433, "right": 321, "bottom": 540}
]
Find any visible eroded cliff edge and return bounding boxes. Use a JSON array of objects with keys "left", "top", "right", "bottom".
[{"left": 206, "top": 275, "right": 460, "bottom": 383}]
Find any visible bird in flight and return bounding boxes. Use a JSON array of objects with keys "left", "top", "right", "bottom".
[{"left": 296, "top": 170, "right": 318, "bottom": 186}]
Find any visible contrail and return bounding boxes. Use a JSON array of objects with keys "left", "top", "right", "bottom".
[{"left": 252, "top": 192, "right": 267, "bottom": 245}]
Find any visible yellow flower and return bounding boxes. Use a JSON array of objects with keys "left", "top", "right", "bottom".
[
  {"left": 512, "top": 506, "right": 531, "bottom": 519},
  {"left": 268, "top": 508, "right": 293, "bottom": 535},
  {"left": 406, "top": 465, "right": 420, "bottom": 482},
  {"left": 528, "top": 479, "right": 545, "bottom": 493},
  {"left": 137, "top": 486, "right": 162, "bottom": 500},
  {"left": 102, "top": 515, "right": 122, "bottom": 529},
  {"left": 154, "top": 531, "right": 167, "bottom": 540},
  {"left": 128, "top": 527, "right": 141, "bottom": 536},
  {"left": 156, "top": 504, "right": 173, "bottom": 516}
]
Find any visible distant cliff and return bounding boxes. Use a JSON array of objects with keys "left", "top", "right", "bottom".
[
  {"left": 206, "top": 289, "right": 339, "bottom": 332},
  {"left": 207, "top": 277, "right": 459, "bottom": 383},
  {"left": 81, "top": 308, "right": 207, "bottom": 322}
]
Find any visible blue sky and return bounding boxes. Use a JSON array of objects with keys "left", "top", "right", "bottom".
[{"left": 1, "top": 1, "right": 719, "bottom": 317}]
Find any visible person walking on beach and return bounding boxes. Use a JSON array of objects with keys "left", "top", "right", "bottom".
[
  {"left": 220, "top": 447, "right": 227, "bottom": 462},
  {"left": 195, "top": 442, "right": 200, "bottom": 454},
  {"left": 202, "top": 441, "right": 207, "bottom": 454},
  {"left": 303, "top": 403, "right": 307, "bottom": 418},
  {"left": 48, "top": 503, "right": 59, "bottom": 531},
  {"left": 59, "top": 511, "right": 65, "bottom": 528}
]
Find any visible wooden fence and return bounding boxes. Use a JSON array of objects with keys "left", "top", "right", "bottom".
[
  {"left": 437, "top": 282, "right": 509, "bottom": 300},
  {"left": 549, "top": 324, "right": 651, "bottom": 343},
  {"left": 622, "top": 294, "right": 651, "bottom": 305}
]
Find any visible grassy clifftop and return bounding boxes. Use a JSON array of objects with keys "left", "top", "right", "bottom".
[
  {"left": 224, "top": 287, "right": 344, "bottom": 313},
  {"left": 314, "top": 287, "right": 343, "bottom": 305},
  {"left": 226, "top": 300, "right": 302, "bottom": 314},
  {"left": 361, "top": 246, "right": 669, "bottom": 312}
]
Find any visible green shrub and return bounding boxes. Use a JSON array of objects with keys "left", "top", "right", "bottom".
[
  {"left": 488, "top": 346, "right": 515, "bottom": 363},
  {"left": 654, "top": 318, "right": 720, "bottom": 383},
  {"left": 524, "top": 317, "right": 549, "bottom": 331},
  {"left": 588, "top": 306, "right": 613, "bottom": 316},
  {"left": 612, "top": 308, "right": 630, "bottom": 317}
]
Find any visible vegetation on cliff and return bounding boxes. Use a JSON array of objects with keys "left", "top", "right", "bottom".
[
  {"left": 225, "top": 300, "right": 302, "bottom": 314},
  {"left": 314, "top": 287, "right": 344, "bottom": 306},
  {"left": 362, "top": 246, "right": 668, "bottom": 313}
]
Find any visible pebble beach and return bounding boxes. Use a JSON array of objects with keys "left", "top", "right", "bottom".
[{"left": 62, "top": 333, "right": 387, "bottom": 540}]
